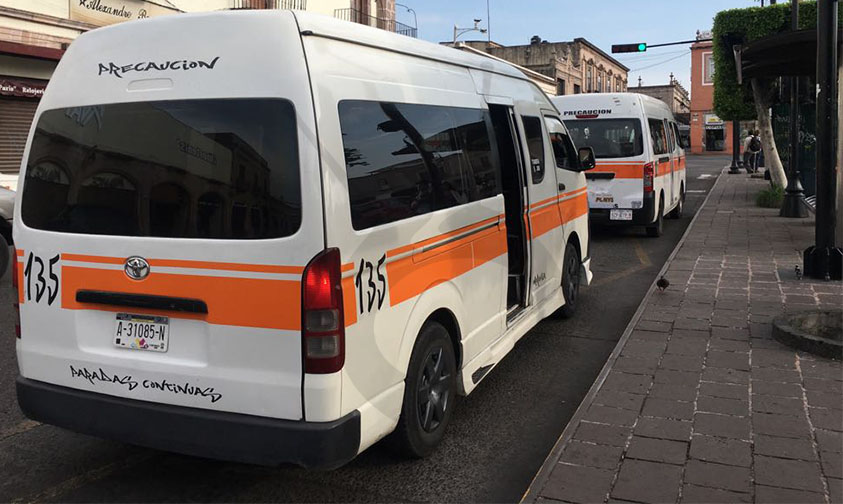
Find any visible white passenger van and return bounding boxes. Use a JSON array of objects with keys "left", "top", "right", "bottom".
[
  {"left": 551, "top": 93, "right": 688, "bottom": 237},
  {"left": 13, "top": 10, "right": 596, "bottom": 468}
]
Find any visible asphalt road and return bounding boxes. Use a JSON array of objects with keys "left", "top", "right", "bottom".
[{"left": 0, "top": 156, "right": 727, "bottom": 503}]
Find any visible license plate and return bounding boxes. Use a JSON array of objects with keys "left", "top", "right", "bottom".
[
  {"left": 610, "top": 209, "right": 633, "bottom": 221},
  {"left": 114, "top": 313, "right": 169, "bottom": 353}
]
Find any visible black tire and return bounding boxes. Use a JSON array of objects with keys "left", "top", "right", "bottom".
[
  {"left": 558, "top": 242, "right": 581, "bottom": 319},
  {"left": 646, "top": 195, "right": 664, "bottom": 237},
  {"left": 390, "top": 321, "right": 457, "bottom": 458},
  {"left": 668, "top": 185, "right": 685, "bottom": 219},
  {"left": 0, "top": 234, "right": 8, "bottom": 281}
]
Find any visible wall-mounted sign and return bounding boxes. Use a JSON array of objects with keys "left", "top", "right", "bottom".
[
  {"left": 69, "top": 0, "right": 180, "bottom": 27},
  {"left": 704, "top": 113, "right": 724, "bottom": 127},
  {"left": 0, "top": 78, "right": 47, "bottom": 98}
]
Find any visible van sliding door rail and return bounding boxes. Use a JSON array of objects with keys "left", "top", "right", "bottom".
[{"left": 75, "top": 290, "right": 208, "bottom": 314}]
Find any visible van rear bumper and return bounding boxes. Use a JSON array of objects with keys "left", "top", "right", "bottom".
[
  {"left": 16, "top": 376, "right": 360, "bottom": 469},
  {"left": 589, "top": 193, "right": 656, "bottom": 226}
]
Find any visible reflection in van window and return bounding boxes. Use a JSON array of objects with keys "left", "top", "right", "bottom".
[
  {"left": 563, "top": 119, "right": 644, "bottom": 159},
  {"left": 544, "top": 117, "right": 579, "bottom": 171},
  {"left": 648, "top": 118, "right": 669, "bottom": 156},
  {"left": 21, "top": 99, "right": 301, "bottom": 239},
  {"left": 339, "top": 100, "right": 501, "bottom": 230},
  {"left": 521, "top": 116, "right": 545, "bottom": 184}
]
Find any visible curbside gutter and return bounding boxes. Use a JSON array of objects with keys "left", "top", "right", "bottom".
[{"left": 520, "top": 168, "right": 726, "bottom": 503}]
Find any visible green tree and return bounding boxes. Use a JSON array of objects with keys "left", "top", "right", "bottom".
[{"left": 712, "top": 1, "right": 840, "bottom": 186}]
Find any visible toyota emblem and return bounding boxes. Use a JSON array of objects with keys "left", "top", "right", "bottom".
[{"left": 124, "top": 256, "right": 150, "bottom": 280}]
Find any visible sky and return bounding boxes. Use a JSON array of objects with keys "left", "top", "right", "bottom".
[{"left": 395, "top": 0, "right": 761, "bottom": 96}]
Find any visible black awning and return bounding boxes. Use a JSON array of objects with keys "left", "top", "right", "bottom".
[{"left": 740, "top": 29, "right": 843, "bottom": 80}]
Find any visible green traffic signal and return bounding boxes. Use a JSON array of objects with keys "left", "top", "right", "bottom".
[{"left": 637, "top": 43, "right": 647, "bottom": 51}]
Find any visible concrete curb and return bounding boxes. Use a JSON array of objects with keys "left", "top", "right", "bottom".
[{"left": 520, "top": 168, "right": 727, "bottom": 503}]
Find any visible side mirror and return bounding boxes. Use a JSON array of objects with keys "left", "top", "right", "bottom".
[
  {"left": 680, "top": 137, "right": 691, "bottom": 149},
  {"left": 578, "top": 147, "right": 596, "bottom": 171}
]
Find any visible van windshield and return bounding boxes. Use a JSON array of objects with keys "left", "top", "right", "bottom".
[
  {"left": 563, "top": 118, "right": 643, "bottom": 159},
  {"left": 21, "top": 99, "right": 301, "bottom": 239}
]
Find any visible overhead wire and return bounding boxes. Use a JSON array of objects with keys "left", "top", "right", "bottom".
[{"left": 630, "top": 50, "right": 691, "bottom": 71}]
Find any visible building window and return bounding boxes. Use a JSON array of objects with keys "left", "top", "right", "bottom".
[
  {"left": 703, "top": 52, "right": 715, "bottom": 85},
  {"left": 586, "top": 66, "right": 593, "bottom": 93},
  {"left": 557, "top": 78, "right": 566, "bottom": 95},
  {"left": 597, "top": 72, "right": 603, "bottom": 93},
  {"left": 574, "top": 84, "right": 581, "bottom": 94}
]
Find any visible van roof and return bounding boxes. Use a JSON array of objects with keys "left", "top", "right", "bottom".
[
  {"left": 551, "top": 92, "right": 674, "bottom": 119},
  {"left": 80, "top": 9, "right": 528, "bottom": 83},
  {"left": 294, "top": 11, "right": 527, "bottom": 80}
]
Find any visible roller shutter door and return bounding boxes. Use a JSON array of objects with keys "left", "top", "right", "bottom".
[{"left": 0, "top": 98, "right": 38, "bottom": 173}]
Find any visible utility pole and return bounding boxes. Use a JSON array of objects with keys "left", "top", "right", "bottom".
[
  {"left": 804, "top": 0, "right": 843, "bottom": 279},
  {"left": 781, "top": 0, "right": 808, "bottom": 217},
  {"left": 453, "top": 19, "right": 486, "bottom": 44}
]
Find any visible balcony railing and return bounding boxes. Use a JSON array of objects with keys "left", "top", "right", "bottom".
[
  {"left": 230, "top": 0, "right": 306, "bottom": 10},
  {"left": 334, "top": 8, "right": 417, "bottom": 38}
]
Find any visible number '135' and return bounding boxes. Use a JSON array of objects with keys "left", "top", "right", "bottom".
[{"left": 23, "top": 252, "right": 60, "bottom": 306}]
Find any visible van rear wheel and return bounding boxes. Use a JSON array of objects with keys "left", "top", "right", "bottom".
[
  {"left": 646, "top": 197, "right": 664, "bottom": 237},
  {"left": 391, "top": 321, "right": 456, "bottom": 458},
  {"left": 558, "top": 242, "right": 580, "bottom": 319}
]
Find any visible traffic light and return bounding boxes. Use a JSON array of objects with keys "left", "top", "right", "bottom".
[{"left": 612, "top": 43, "right": 647, "bottom": 53}]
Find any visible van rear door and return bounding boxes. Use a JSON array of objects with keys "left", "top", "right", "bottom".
[
  {"left": 14, "top": 10, "right": 322, "bottom": 421},
  {"left": 563, "top": 117, "right": 647, "bottom": 211}
]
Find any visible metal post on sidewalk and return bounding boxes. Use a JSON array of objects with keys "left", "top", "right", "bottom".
[
  {"left": 729, "top": 119, "right": 742, "bottom": 173},
  {"left": 804, "top": 0, "right": 843, "bottom": 279},
  {"left": 781, "top": 0, "right": 808, "bottom": 217}
]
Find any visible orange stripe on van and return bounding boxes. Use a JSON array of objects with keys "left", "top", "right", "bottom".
[
  {"left": 61, "top": 266, "right": 301, "bottom": 330},
  {"left": 387, "top": 226, "right": 507, "bottom": 307},
  {"left": 387, "top": 215, "right": 501, "bottom": 258},
  {"left": 591, "top": 163, "right": 644, "bottom": 179},
  {"left": 531, "top": 192, "right": 589, "bottom": 239},
  {"left": 62, "top": 253, "right": 303, "bottom": 275},
  {"left": 341, "top": 275, "right": 357, "bottom": 327},
  {"left": 15, "top": 249, "right": 24, "bottom": 257}
]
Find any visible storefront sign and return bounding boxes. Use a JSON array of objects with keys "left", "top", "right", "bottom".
[
  {"left": 69, "top": 0, "right": 180, "bottom": 27},
  {"left": 0, "top": 78, "right": 47, "bottom": 98},
  {"left": 704, "top": 113, "right": 724, "bottom": 129}
]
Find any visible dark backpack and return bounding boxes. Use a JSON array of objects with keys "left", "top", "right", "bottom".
[{"left": 749, "top": 136, "right": 762, "bottom": 152}]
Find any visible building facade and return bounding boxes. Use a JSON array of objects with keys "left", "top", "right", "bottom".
[
  {"left": 0, "top": 0, "right": 403, "bottom": 189},
  {"left": 462, "top": 37, "right": 628, "bottom": 97},
  {"left": 634, "top": 74, "right": 691, "bottom": 123},
  {"left": 689, "top": 30, "right": 735, "bottom": 155}
]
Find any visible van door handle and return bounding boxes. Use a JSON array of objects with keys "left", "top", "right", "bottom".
[
  {"left": 558, "top": 183, "right": 566, "bottom": 191},
  {"left": 76, "top": 290, "right": 208, "bottom": 314},
  {"left": 659, "top": 156, "right": 670, "bottom": 163}
]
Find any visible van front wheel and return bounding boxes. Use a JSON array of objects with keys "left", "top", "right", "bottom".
[
  {"left": 558, "top": 242, "right": 581, "bottom": 318},
  {"left": 391, "top": 321, "right": 457, "bottom": 458},
  {"left": 0, "top": 234, "right": 9, "bottom": 280},
  {"left": 668, "top": 185, "right": 685, "bottom": 219}
]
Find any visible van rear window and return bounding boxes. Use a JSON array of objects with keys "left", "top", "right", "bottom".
[
  {"left": 21, "top": 99, "right": 301, "bottom": 239},
  {"left": 563, "top": 119, "right": 643, "bottom": 159}
]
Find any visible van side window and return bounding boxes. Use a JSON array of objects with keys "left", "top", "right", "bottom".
[
  {"left": 544, "top": 117, "right": 579, "bottom": 171},
  {"left": 671, "top": 122, "right": 683, "bottom": 151},
  {"left": 665, "top": 119, "right": 676, "bottom": 152},
  {"left": 648, "top": 118, "right": 669, "bottom": 156},
  {"left": 521, "top": 116, "right": 545, "bottom": 183},
  {"left": 338, "top": 100, "right": 501, "bottom": 230}
]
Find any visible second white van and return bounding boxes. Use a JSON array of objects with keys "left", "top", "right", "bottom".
[{"left": 552, "top": 93, "right": 687, "bottom": 237}]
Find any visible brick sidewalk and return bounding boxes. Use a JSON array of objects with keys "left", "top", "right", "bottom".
[{"left": 525, "top": 171, "right": 843, "bottom": 504}]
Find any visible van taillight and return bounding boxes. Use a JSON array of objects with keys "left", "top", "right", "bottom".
[
  {"left": 643, "top": 162, "right": 655, "bottom": 193},
  {"left": 11, "top": 247, "right": 20, "bottom": 338},
  {"left": 302, "top": 248, "right": 344, "bottom": 374}
]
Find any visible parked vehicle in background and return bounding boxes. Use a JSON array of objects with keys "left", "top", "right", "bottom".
[
  {"left": 552, "top": 93, "right": 688, "bottom": 237},
  {"left": 14, "top": 9, "right": 595, "bottom": 469},
  {"left": 0, "top": 187, "right": 14, "bottom": 278}
]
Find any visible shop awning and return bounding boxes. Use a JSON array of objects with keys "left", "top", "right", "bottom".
[{"left": 739, "top": 29, "right": 843, "bottom": 80}]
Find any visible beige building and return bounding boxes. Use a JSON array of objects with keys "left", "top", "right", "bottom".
[
  {"left": 461, "top": 37, "right": 628, "bottom": 97},
  {"left": 0, "top": 0, "right": 406, "bottom": 188},
  {"left": 633, "top": 74, "right": 691, "bottom": 122}
]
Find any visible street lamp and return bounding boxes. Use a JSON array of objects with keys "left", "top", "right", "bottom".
[
  {"left": 395, "top": 3, "right": 417, "bottom": 31},
  {"left": 780, "top": 0, "right": 808, "bottom": 218},
  {"left": 453, "top": 18, "right": 486, "bottom": 44}
]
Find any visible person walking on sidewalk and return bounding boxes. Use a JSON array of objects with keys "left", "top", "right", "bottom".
[{"left": 747, "top": 130, "right": 763, "bottom": 173}]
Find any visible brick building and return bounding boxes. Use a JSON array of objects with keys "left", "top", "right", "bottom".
[
  {"left": 689, "top": 30, "right": 735, "bottom": 155},
  {"left": 462, "top": 37, "right": 628, "bottom": 96}
]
